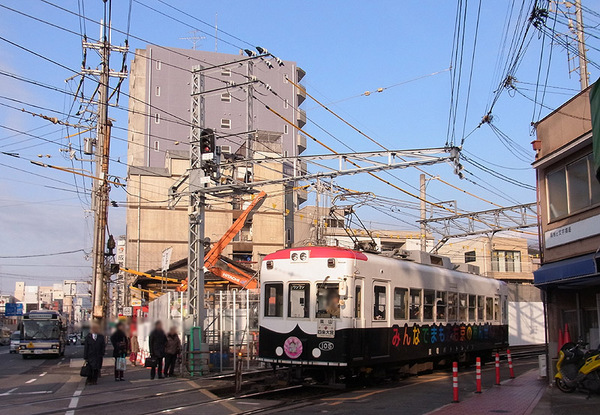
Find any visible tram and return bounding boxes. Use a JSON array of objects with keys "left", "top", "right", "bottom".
[{"left": 258, "top": 246, "right": 508, "bottom": 379}]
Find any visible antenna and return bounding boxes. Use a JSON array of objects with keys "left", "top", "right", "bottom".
[{"left": 180, "top": 30, "right": 206, "bottom": 50}]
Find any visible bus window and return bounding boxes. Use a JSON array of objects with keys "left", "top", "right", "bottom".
[
  {"left": 394, "top": 288, "right": 408, "bottom": 320},
  {"left": 264, "top": 283, "right": 283, "bottom": 317},
  {"left": 477, "top": 295, "right": 485, "bottom": 321},
  {"left": 447, "top": 292, "right": 458, "bottom": 322},
  {"left": 468, "top": 295, "right": 476, "bottom": 321},
  {"left": 410, "top": 289, "right": 422, "bottom": 321},
  {"left": 316, "top": 283, "right": 340, "bottom": 318},
  {"left": 288, "top": 283, "right": 310, "bottom": 318},
  {"left": 459, "top": 293, "right": 468, "bottom": 321},
  {"left": 486, "top": 297, "right": 494, "bottom": 321},
  {"left": 373, "top": 285, "right": 387, "bottom": 320},
  {"left": 355, "top": 285, "right": 362, "bottom": 318},
  {"left": 436, "top": 291, "right": 447, "bottom": 321},
  {"left": 423, "top": 290, "right": 435, "bottom": 320}
]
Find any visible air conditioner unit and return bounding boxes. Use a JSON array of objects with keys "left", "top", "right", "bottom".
[{"left": 219, "top": 145, "right": 232, "bottom": 154}]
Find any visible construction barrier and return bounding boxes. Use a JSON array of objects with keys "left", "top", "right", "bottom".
[
  {"left": 452, "top": 361, "right": 459, "bottom": 403},
  {"left": 475, "top": 357, "right": 482, "bottom": 393},
  {"left": 495, "top": 352, "right": 501, "bottom": 385},
  {"left": 507, "top": 349, "right": 515, "bottom": 379}
]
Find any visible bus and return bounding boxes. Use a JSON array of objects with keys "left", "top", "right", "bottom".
[{"left": 19, "top": 310, "right": 66, "bottom": 358}]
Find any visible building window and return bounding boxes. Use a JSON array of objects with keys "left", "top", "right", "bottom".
[
  {"left": 156, "top": 60, "right": 162, "bottom": 70},
  {"left": 464, "top": 250, "right": 476, "bottom": 263},
  {"left": 393, "top": 287, "right": 407, "bottom": 320},
  {"left": 264, "top": 283, "right": 283, "bottom": 317},
  {"left": 288, "top": 283, "right": 309, "bottom": 318},
  {"left": 155, "top": 86, "right": 161, "bottom": 96},
  {"left": 221, "top": 92, "right": 231, "bottom": 102},
  {"left": 284, "top": 99, "right": 289, "bottom": 109},
  {"left": 286, "top": 228, "right": 292, "bottom": 243},
  {"left": 491, "top": 250, "right": 521, "bottom": 273},
  {"left": 373, "top": 285, "right": 387, "bottom": 320},
  {"left": 220, "top": 119, "right": 231, "bottom": 129},
  {"left": 221, "top": 68, "right": 231, "bottom": 77},
  {"left": 284, "top": 125, "right": 288, "bottom": 135},
  {"left": 153, "top": 141, "right": 159, "bottom": 152},
  {"left": 547, "top": 153, "right": 600, "bottom": 220},
  {"left": 154, "top": 113, "right": 160, "bottom": 124}
]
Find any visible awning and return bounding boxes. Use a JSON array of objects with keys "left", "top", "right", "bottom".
[{"left": 534, "top": 252, "right": 599, "bottom": 286}]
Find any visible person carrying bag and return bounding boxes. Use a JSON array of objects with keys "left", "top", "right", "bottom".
[{"left": 110, "top": 322, "right": 129, "bottom": 381}]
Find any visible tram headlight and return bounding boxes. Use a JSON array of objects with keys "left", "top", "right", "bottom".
[
  {"left": 291, "top": 253, "right": 299, "bottom": 261},
  {"left": 299, "top": 252, "right": 307, "bottom": 261}
]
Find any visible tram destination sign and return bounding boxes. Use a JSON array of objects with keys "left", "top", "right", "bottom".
[{"left": 317, "top": 319, "right": 336, "bottom": 338}]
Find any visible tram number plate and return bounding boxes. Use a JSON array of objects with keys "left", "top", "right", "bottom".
[{"left": 317, "top": 319, "right": 336, "bottom": 338}]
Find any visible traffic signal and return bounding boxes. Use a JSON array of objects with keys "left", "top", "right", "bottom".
[{"left": 200, "top": 128, "right": 215, "bottom": 154}]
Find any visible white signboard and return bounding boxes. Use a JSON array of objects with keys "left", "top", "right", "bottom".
[
  {"left": 317, "top": 319, "right": 336, "bottom": 338},
  {"left": 162, "top": 247, "right": 173, "bottom": 273},
  {"left": 122, "top": 306, "right": 133, "bottom": 317},
  {"left": 545, "top": 214, "right": 600, "bottom": 248}
]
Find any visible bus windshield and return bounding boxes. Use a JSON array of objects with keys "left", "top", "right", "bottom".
[{"left": 23, "top": 320, "right": 60, "bottom": 340}]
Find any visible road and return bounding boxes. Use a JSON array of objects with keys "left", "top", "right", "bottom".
[{"left": 0, "top": 350, "right": 590, "bottom": 415}]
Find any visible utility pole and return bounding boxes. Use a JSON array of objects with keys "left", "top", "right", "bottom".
[
  {"left": 420, "top": 174, "right": 427, "bottom": 251},
  {"left": 575, "top": 0, "right": 589, "bottom": 89},
  {"left": 84, "top": 2, "right": 128, "bottom": 321}
]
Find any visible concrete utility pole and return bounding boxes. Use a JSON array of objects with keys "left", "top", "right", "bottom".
[
  {"left": 575, "top": 0, "right": 589, "bottom": 89},
  {"left": 420, "top": 174, "right": 426, "bottom": 251}
]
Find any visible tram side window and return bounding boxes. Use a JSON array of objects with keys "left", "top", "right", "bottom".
[
  {"left": 316, "top": 283, "right": 340, "bottom": 318},
  {"left": 373, "top": 285, "right": 387, "bottom": 320},
  {"left": 477, "top": 295, "right": 485, "bottom": 321},
  {"left": 459, "top": 293, "right": 468, "bottom": 321},
  {"left": 410, "top": 289, "right": 422, "bottom": 321},
  {"left": 494, "top": 296, "right": 500, "bottom": 321},
  {"left": 436, "top": 291, "right": 447, "bottom": 321},
  {"left": 502, "top": 295, "right": 508, "bottom": 324},
  {"left": 447, "top": 292, "right": 458, "bottom": 322},
  {"left": 288, "top": 283, "right": 310, "bottom": 318},
  {"left": 468, "top": 294, "right": 476, "bottom": 321},
  {"left": 423, "top": 290, "right": 435, "bottom": 320},
  {"left": 394, "top": 288, "right": 408, "bottom": 320},
  {"left": 355, "top": 285, "right": 362, "bottom": 318},
  {"left": 264, "top": 283, "right": 283, "bottom": 317},
  {"left": 485, "top": 297, "right": 494, "bottom": 321}
]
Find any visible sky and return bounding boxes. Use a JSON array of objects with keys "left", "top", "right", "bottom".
[{"left": 0, "top": 0, "right": 598, "bottom": 290}]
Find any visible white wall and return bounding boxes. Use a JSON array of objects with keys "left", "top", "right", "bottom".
[{"left": 509, "top": 301, "right": 546, "bottom": 346}]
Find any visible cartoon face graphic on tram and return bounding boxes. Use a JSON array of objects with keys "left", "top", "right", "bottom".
[{"left": 258, "top": 246, "right": 508, "bottom": 370}]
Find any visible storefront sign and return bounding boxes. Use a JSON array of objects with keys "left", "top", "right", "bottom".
[{"left": 545, "top": 215, "right": 600, "bottom": 248}]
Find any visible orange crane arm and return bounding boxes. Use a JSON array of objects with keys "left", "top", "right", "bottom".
[
  {"left": 204, "top": 191, "right": 267, "bottom": 268},
  {"left": 120, "top": 267, "right": 180, "bottom": 283}
]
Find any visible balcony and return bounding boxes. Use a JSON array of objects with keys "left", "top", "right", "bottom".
[
  {"left": 297, "top": 109, "right": 306, "bottom": 129},
  {"left": 297, "top": 84, "right": 306, "bottom": 106},
  {"left": 297, "top": 134, "right": 307, "bottom": 154},
  {"left": 297, "top": 186, "right": 308, "bottom": 205},
  {"left": 297, "top": 66, "right": 306, "bottom": 82}
]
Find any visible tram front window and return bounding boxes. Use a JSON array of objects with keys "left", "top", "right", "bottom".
[{"left": 316, "top": 283, "right": 340, "bottom": 318}]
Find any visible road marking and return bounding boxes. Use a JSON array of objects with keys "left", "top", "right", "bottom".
[
  {"left": 0, "top": 388, "right": 18, "bottom": 396},
  {"left": 25, "top": 378, "right": 37, "bottom": 384},
  {"left": 40, "top": 372, "right": 47, "bottom": 377},
  {"left": 68, "top": 397, "right": 79, "bottom": 408},
  {"left": 188, "top": 381, "right": 240, "bottom": 414},
  {"left": 73, "top": 390, "right": 82, "bottom": 397},
  {"left": 65, "top": 411, "right": 74, "bottom": 415}
]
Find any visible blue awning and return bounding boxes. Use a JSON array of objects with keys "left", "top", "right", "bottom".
[{"left": 534, "top": 253, "right": 599, "bottom": 286}]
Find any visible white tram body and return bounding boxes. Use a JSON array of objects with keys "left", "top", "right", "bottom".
[{"left": 258, "top": 246, "right": 508, "bottom": 371}]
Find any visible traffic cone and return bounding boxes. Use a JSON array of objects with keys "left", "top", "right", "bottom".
[
  {"left": 558, "top": 328, "right": 564, "bottom": 351},
  {"left": 564, "top": 324, "right": 571, "bottom": 344}
]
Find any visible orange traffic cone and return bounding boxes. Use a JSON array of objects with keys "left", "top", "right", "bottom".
[{"left": 558, "top": 328, "right": 564, "bottom": 351}]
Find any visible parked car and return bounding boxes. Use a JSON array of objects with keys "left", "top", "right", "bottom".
[{"left": 9, "top": 331, "right": 20, "bottom": 353}]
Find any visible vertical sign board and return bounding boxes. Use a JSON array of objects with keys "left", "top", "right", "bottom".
[{"left": 162, "top": 247, "right": 173, "bottom": 273}]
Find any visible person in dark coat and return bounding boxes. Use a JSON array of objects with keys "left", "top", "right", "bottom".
[
  {"left": 83, "top": 322, "right": 105, "bottom": 385},
  {"left": 148, "top": 321, "right": 167, "bottom": 379},
  {"left": 164, "top": 327, "right": 182, "bottom": 377},
  {"left": 110, "top": 322, "right": 129, "bottom": 381}
]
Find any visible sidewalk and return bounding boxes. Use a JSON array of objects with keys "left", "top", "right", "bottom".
[{"left": 427, "top": 369, "right": 546, "bottom": 415}]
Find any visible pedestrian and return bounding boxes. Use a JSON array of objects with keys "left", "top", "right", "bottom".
[
  {"left": 148, "top": 321, "right": 167, "bottom": 380},
  {"left": 110, "top": 322, "right": 129, "bottom": 381},
  {"left": 83, "top": 322, "right": 105, "bottom": 385},
  {"left": 164, "top": 327, "right": 182, "bottom": 378},
  {"left": 130, "top": 329, "right": 139, "bottom": 366}
]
